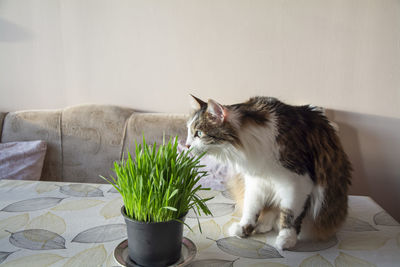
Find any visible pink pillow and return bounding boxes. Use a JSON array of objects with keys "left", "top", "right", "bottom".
[{"left": 0, "top": 140, "right": 47, "bottom": 181}]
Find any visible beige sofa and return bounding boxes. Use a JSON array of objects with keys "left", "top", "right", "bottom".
[{"left": 0, "top": 104, "right": 188, "bottom": 184}]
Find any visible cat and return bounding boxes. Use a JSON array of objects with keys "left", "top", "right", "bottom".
[{"left": 185, "top": 95, "right": 352, "bottom": 250}]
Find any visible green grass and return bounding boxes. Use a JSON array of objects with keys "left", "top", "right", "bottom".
[{"left": 101, "top": 136, "right": 212, "bottom": 223}]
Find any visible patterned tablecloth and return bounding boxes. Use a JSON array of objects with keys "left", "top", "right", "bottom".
[{"left": 0, "top": 179, "right": 399, "bottom": 267}]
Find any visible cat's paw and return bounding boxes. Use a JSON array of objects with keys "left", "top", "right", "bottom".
[
  {"left": 228, "top": 222, "right": 254, "bottom": 237},
  {"left": 228, "top": 222, "right": 246, "bottom": 237},
  {"left": 275, "top": 228, "right": 297, "bottom": 250}
]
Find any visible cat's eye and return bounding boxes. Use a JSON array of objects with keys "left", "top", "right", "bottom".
[{"left": 194, "top": 130, "right": 203, "bottom": 138}]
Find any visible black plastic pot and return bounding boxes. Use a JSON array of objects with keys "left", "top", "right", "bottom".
[{"left": 121, "top": 206, "right": 185, "bottom": 267}]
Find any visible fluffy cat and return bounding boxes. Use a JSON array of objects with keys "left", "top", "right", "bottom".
[{"left": 185, "top": 95, "right": 352, "bottom": 250}]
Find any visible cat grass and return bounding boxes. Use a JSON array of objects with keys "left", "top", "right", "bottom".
[{"left": 101, "top": 136, "right": 212, "bottom": 223}]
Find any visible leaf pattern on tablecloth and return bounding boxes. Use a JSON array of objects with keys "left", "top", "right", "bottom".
[
  {"left": 72, "top": 224, "right": 126, "bottom": 243},
  {"left": 216, "top": 237, "right": 283, "bottom": 259},
  {"left": 287, "top": 235, "right": 338, "bottom": 252},
  {"left": 196, "top": 190, "right": 220, "bottom": 200},
  {"left": 1, "top": 197, "right": 64, "bottom": 212},
  {"left": 231, "top": 207, "right": 242, "bottom": 218},
  {"left": 0, "top": 214, "right": 29, "bottom": 239},
  {"left": 187, "top": 203, "right": 235, "bottom": 218},
  {"left": 52, "top": 199, "right": 104, "bottom": 211},
  {"left": 373, "top": 211, "right": 400, "bottom": 226},
  {"left": 341, "top": 217, "right": 378, "bottom": 232},
  {"left": 107, "top": 187, "right": 119, "bottom": 193},
  {"left": 26, "top": 212, "right": 66, "bottom": 235},
  {"left": 59, "top": 184, "right": 104, "bottom": 197},
  {"left": 249, "top": 263, "right": 289, "bottom": 267},
  {"left": 335, "top": 252, "right": 376, "bottom": 267},
  {"left": 185, "top": 219, "right": 221, "bottom": 251},
  {"left": 0, "top": 180, "right": 36, "bottom": 189},
  {"left": 338, "top": 232, "right": 389, "bottom": 250},
  {"left": 105, "top": 252, "right": 116, "bottom": 267},
  {"left": 100, "top": 198, "right": 123, "bottom": 219},
  {"left": 299, "top": 254, "right": 333, "bottom": 267},
  {"left": 0, "top": 180, "right": 14, "bottom": 188},
  {"left": 1, "top": 253, "right": 64, "bottom": 267},
  {"left": 189, "top": 258, "right": 238, "bottom": 267},
  {"left": 222, "top": 218, "right": 240, "bottom": 237},
  {"left": 63, "top": 245, "right": 106, "bottom": 267},
  {"left": 221, "top": 189, "right": 234, "bottom": 200},
  {"left": 1, "top": 179, "right": 399, "bottom": 266},
  {"left": 250, "top": 233, "right": 270, "bottom": 244},
  {"left": 35, "top": 183, "right": 58, "bottom": 194},
  {"left": 0, "top": 251, "right": 18, "bottom": 264},
  {"left": 9, "top": 229, "right": 66, "bottom": 250}
]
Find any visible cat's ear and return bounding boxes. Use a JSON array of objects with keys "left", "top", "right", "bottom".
[
  {"left": 190, "top": 94, "right": 207, "bottom": 110},
  {"left": 207, "top": 99, "right": 227, "bottom": 123}
]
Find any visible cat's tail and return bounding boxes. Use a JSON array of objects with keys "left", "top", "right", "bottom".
[
  {"left": 305, "top": 134, "right": 352, "bottom": 241},
  {"left": 303, "top": 185, "right": 349, "bottom": 241}
]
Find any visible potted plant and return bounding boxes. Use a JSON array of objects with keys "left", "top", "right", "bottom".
[{"left": 102, "top": 137, "right": 212, "bottom": 267}]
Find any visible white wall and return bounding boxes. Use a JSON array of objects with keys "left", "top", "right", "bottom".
[
  {"left": 1, "top": 0, "right": 399, "bottom": 219},
  {"left": 1, "top": 0, "right": 399, "bottom": 117}
]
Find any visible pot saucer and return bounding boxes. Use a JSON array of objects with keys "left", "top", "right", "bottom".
[{"left": 114, "top": 237, "right": 197, "bottom": 267}]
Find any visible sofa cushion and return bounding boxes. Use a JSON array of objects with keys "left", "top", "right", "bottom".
[
  {"left": 0, "top": 112, "right": 7, "bottom": 137},
  {"left": 0, "top": 140, "right": 47, "bottom": 180},
  {"left": 61, "top": 105, "right": 134, "bottom": 183},
  {"left": 1, "top": 110, "right": 62, "bottom": 181},
  {"left": 123, "top": 113, "right": 188, "bottom": 153},
  {"left": 0, "top": 105, "right": 191, "bottom": 183}
]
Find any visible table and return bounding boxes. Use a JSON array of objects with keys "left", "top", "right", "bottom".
[{"left": 0, "top": 179, "right": 399, "bottom": 267}]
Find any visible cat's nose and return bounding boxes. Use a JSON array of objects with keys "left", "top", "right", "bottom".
[{"left": 186, "top": 144, "right": 191, "bottom": 149}]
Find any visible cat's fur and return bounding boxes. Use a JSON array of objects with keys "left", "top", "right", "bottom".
[{"left": 185, "top": 96, "right": 352, "bottom": 249}]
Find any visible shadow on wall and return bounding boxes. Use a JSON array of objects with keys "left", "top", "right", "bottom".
[
  {"left": 0, "top": 18, "right": 33, "bottom": 42},
  {"left": 326, "top": 109, "right": 400, "bottom": 221}
]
